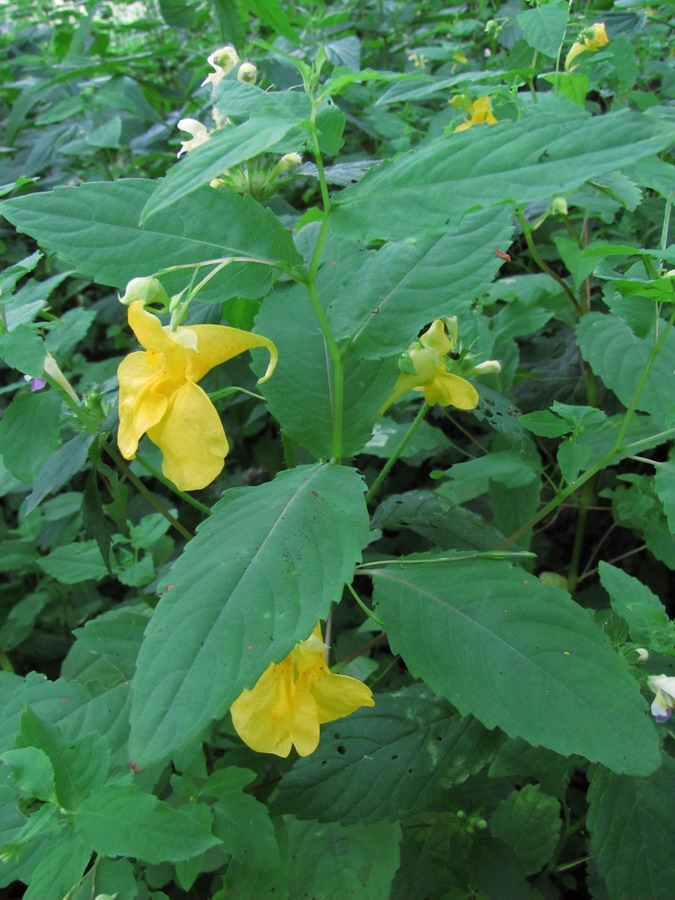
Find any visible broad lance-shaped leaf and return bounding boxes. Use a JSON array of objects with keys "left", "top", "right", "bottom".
[
  {"left": 254, "top": 280, "right": 399, "bottom": 458},
  {"left": 588, "top": 755, "right": 675, "bottom": 900},
  {"left": 273, "top": 685, "right": 500, "bottom": 825},
  {"left": 129, "top": 464, "right": 369, "bottom": 768},
  {"left": 369, "top": 558, "right": 659, "bottom": 775},
  {"left": 0, "top": 179, "right": 302, "bottom": 301},
  {"left": 142, "top": 114, "right": 305, "bottom": 221},
  {"left": 577, "top": 311, "right": 675, "bottom": 426},
  {"left": 332, "top": 105, "right": 675, "bottom": 241},
  {"left": 328, "top": 205, "right": 514, "bottom": 359}
]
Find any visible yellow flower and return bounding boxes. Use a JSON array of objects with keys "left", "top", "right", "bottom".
[
  {"left": 380, "top": 319, "right": 480, "bottom": 413},
  {"left": 117, "top": 301, "right": 277, "bottom": 491},
  {"left": 452, "top": 95, "right": 497, "bottom": 132},
  {"left": 202, "top": 45, "right": 240, "bottom": 87},
  {"left": 230, "top": 624, "right": 375, "bottom": 757},
  {"left": 565, "top": 22, "right": 609, "bottom": 71}
]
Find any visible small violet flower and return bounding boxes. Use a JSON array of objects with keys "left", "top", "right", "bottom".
[
  {"left": 24, "top": 375, "right": 46, "bottom": 392},
  {"left": 647, "top": 674, "right": 675, "bottom": 723}
]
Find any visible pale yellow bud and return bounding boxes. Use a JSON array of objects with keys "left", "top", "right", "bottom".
[
  {"left": 237, "top": 62, "right": 258, "bottom": 84},
  {"left": 203, "top": 45, "right": 240, "bottom": 86},
  {"left": 471, "top": 359, "right": 502, "bottom": 375},
  {"left": 119, "top": 277, "right": 169, "bottom": 308}
]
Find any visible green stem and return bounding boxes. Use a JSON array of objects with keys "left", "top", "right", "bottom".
[
  {"left": 567, "top": 478, "right": 594, "bottom": 592},
  {"left": 0, "top": 651, "right": 15, "bottom": 673},
  {"left": 280, "top": 431, "right": 296, "bottom": 469},
  {"left": 516, "top": 208, "right": 581, "bottom": 313},
  {"left": 366, "top": 403, "right": 429, "bottom": 503},
  {"left": 102, "top": 441, "right": 194, "bottom": 541},
  {"left": 303, "top": 96, "right": 344, "bottom": 462},
  {"left": 501, "top": 306, "right": 675, "bottom": 550},
  {"left": 346, "top": 582, "right": 385, "bottom": 626}
]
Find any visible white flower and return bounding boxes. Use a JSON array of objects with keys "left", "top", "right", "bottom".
[
  {"left": 647, "top": 674, "right": 675, "bottom": 722},
  {"left": 202, "top": 45, "right": 240, "bottom": 87},
  {"left": 177, "top": 118, "right": 210, "bottom": 157}
]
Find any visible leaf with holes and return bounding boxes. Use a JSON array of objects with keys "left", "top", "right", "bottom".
[
  {"left": 369, "top": 558, "right": 659, "bottom": 774},
  {"left": 129, "top": 464, "right": 369, "bottom": 768}
]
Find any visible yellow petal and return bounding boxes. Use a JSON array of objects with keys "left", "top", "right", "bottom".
[
  {"left": 146, "top": 380, "right": 229, "bottom": 490},
  {"left": 564, "top": 41, "right": 586, "bottom": 71},
  {"left": 308, "top": 668, "right": 374, "bottom": 725},
  {"left": 420, "top": 320, "right": 452, "bottom": 357},
  {"left": 230, "top": 658, "right": 321, "bottom": 758},
  {"left": 378, "top": 372, "right": 425, "bottom": 415},
  {"left": 117, "top": 351, "right": 170, "bottom": 459},
  {"left": 127, "top": 301, "right": 174, "bottom": 353},
  {"left": 185, "top": 326, "right": 278, "bottom": 384},
  {"left": 424, "top": 372, "right": 479, "bottom": 409}
]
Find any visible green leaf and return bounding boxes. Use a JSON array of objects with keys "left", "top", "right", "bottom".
[
  {"left": 328, "top": 206, "right": 514, "bottom": 359},
  {"left": 142, "top": 116, "right": 304, "bottom": 220},
  {"left": 440, "top": 450, "right": 539, "bottom": 493},
  {"left": 22, "top": 829, "right": 91, "bottom": 900},
  {"left": 157, "top": 0, "right": 200, "bottom": 27},
  {"left": 363, "top": 417, "right": 451, "bottom": 460},
  {"left": 129, "top": 464, "right": 369, "bottom": 768},
  {"left": 598, "top": 562, "right": 675, "bottom": 653},
  {"left": 0, "top": 390, "right": 63, "bottom": 483},
  {"left": 17, "top": 708, "right": 110, "bottom": 810},
  {"left": 255, "top": 282, "right": 398, "bottom": 457},
  {"left": 45, "top": 307, "right": 97, "bottom": 358},
  {"left": 519, "top": 409, "right": 571, "bottom": 438},
  {"left": 0, "top": 747, "right": 56, "bottom": 803},
  {"left": 0, "top": 324, "right": 45, "bottom": 376},
  {"left": 332, "top": 106, "right": 675, "bottom": 241},
  {"left": 490, "top": 784, "right": 561, "bottom": 874},
  {"left": 73, "top": 783, "right": 220, "bottom": 863},
  {"left": 576, "top": 312, "right": 675, "bottom": 426},
  {"left": 274, "top": 685, "right": 499, "bottom": 824},
  {"left": 213, "top": 791, "right": 277, "bottom": 869},
  {"left": 38, "top": 540, "right": 108, "bottom": 584},
  {"left": 25, "top": 433, "right": 94, "bottom": 515},
  {"left": 369, "top": 559, "right": 660, "bottom": 774},
  {"left": 588, "top": 754, "right": 675, "bottom": 900},
  {"left": 1, "top": 179, "right": 302, "bottom": 300},
  {"left": 516, "top": 0, "right": 568, "bottom": 57},
  {"left": 247, "top": 0, "right": 297, "bottom": 40},
  {"left": 372, "top": 489, "right": 506, "bottom": 552}
]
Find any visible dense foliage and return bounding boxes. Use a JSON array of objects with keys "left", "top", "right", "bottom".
[{"left": 1, "top": 0, "right": 674, "bottom": 898}]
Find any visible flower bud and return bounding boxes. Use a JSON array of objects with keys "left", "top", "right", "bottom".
[
  {"left": 635, "top": 647, "right": 649, "bottom": 662},
  {"left": 470, "top": 359, "right": 502, "bottom": 375},
  {"left": 551, "top": 196, "right": 569, "bottom": 216},
  {"left": 43, "top": 354, "right": 80, "bottom": 404},
  {"left": 119, "top": 277, "right": 169, "bottom": 308},
  {"left": 538, "top": 571, "right": 569, "bottom": 591},
  {"left": 237, "top": 62, "right": 258, "bottom": 84}
]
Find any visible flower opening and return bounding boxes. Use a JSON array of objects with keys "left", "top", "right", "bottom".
[
  {"left": 230, "top": 623, "right": 374, "bottom": 757},
  {"left": 116, "top": 301, "right": 277, "bottom": 491},
  {"left": 648, "top": 674, "right": 675, "bottom": 723},
  {"left": 565, "top": 22, "right": 609, "bottom": 71}
]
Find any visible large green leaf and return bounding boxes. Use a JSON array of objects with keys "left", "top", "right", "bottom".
[
  {"left": 587, "top": 755, "right": 675, "bottom": 900},
  {"left": 142, "top": 115, "right": 305, "bottom": 221},
  {"left": 255, "top": 282, "right": 398, "bottom": 458},
  {"left": 332, "top": 106, "right": 674, "bottom": 241},
  {"left": 274, "top": 685, "right": 499, "bottom": 824},
  {"left": 223, "top": 818, "right": 401, "bottom": 900},
  {"left": 1, "top": 179, "right": 301, "bottom": 299},
  {"left": 576, "top": 312, "right": 675, "bottom": 426},
  {"left": 328, "top": 206, "right": 514, "bottom": 358},
  {"left": 369, "top": 559, "right": 659, "bottom": 774},
  {"left": 516, "top": 0, "right": 568, "bottom": 57},
  {"left": 0, "top": 390, "right": 63, "bottom": 484},
  {"left": 129, "top": 464, "right": 369, "bottom": 767},
  {"left": 73, "top": 783, "right": 219, "bottom": 863}
]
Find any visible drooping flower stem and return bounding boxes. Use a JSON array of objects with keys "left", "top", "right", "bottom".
[
  {"left": 366, "top": 402, "right": 429, "bottom": 503},
  {"left": 515, "top": 208, "right": 581, "bottom": 313}
]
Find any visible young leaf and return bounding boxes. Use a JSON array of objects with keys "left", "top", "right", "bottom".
[
  {"left": 489, "top": 784, "right": 561, "bottom": 874},
  {"left": 332, "top": 106, "right": 675, "bottom": 241},
  {"left": 577, "top": 312, "right": 675, "bottom": 426},
  {"left": 369, "top": 558, "right": 660, "bottom": 775},
  {"left": 21, "top": 830, "right": 91, "bottom": 900},
  {"left": 129, "top": 464, "right": 369, "bottom": 768},
  {"left": 598, "top": 562, "right": 675, "bottom": 653},
  {"left": 1, "top": 179, "right": 301, "bottom": 300},
  {"left": 516, "top": 0, "right": 568, "bottom": 58},
  {"left": 588, "top": 755, "right": 675, "bottom": 900}
]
